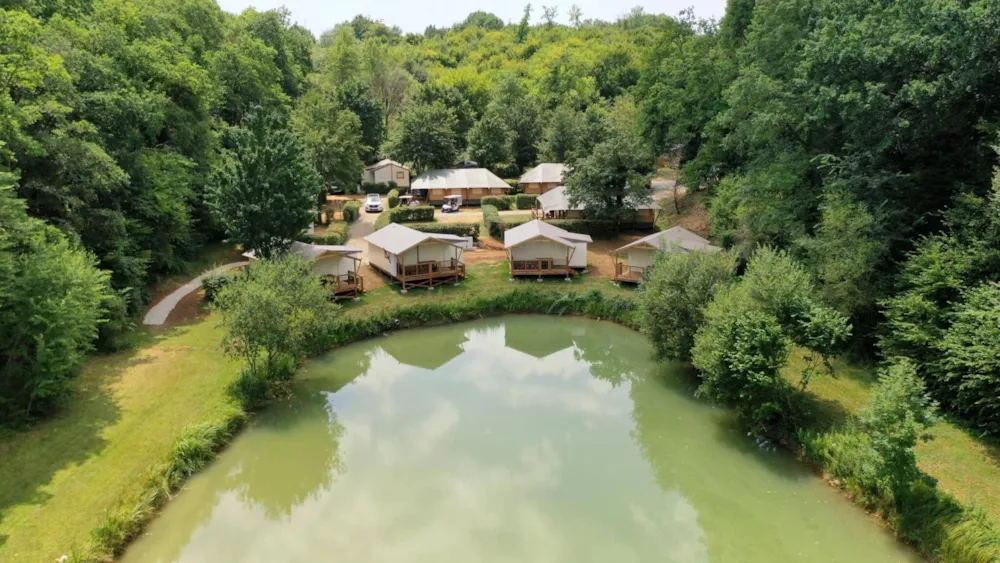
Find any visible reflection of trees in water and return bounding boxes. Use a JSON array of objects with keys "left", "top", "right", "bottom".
[{"left": 227, "top": 389, "right": 345, "bottom": 519}]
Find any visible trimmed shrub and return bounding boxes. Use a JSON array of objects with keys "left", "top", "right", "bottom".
[
  {"left": 387, "top": 188, "right": 400, "bottom": 209},
  {"left": 342, "top": 200, "right": 361, "bottom": 223},
  {"left": 483, "top": 204, "right": 501, "bottom": 237},
  {"left": 546, "top": 219, "right": 619, "bottom": 239},
  {"left": 361, "top": 182, "right": 394, "bottom": 194},
  {"left": 298, "top": 221, "right": 349, "bottom": 246},
  {"left": 409, "top": 222, "right": 480, "bottom": 242},
  {"left": 505, "top": 179, "right": 521, "bottom": 194},
  {"left": 514, "top": 193, "right": 537, "bottom": 210},
  {"left": 389, "top": 205, "right": 435, "bottom": 223},
  {"left": 482, "top": 195, "right": 512, "bottom": 210},
  {"left": 374, "top": 210, "right": 391, "bottom": 230},
  {"left": 202, "top": 271, "right": 236, "bottom": 303}
]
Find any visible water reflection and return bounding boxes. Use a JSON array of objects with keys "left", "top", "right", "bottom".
[{"left": 123, "top": 317, "right": 917, "bottom": 563}]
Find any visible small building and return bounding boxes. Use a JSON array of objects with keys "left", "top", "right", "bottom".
[
  {"left": 243, "top": 241, "right": 364, "bottom": 297},
  {"left": 503, "top": 219, "right": 592, "bottom": 277},
  {"left": 410, "top": 168, "right": 510, "bottom": 206},
  {"left": 534, "top": 185, "right": 662, "bottom": 227},
  {"left": 520, "top": 163, "right": 568, "bottom": 195},
  {"left": 362, "top": 159, "right": 410, "bottom": 188},
  {"left": 364, "top": 223, "right": 466, "bottom": 290},
  {"left": 612, "top": 226, "right": 722, "bottom": 284}
]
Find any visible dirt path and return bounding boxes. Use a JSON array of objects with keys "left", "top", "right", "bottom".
[
  {"left": 347, "top": 198, "right": 387, "bottom": 290},
  {"left": 142, "top": 261, "right": 248, "bottom": 326}
]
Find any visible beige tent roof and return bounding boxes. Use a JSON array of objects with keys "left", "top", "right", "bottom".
[
  {"left": 363, "top": 222, "right": 466, "bottom": 255},
  {"left": 410, "top": 168, "right": 511, "bottom": 191},
  {"left": 536, "top": 186, "right": 662, "bottom": 213},
  {"left": 504, "top": 219, "right": 593, "bottom": 248},
  {"left": 615, "top": 227, "right": 722, "bottom": 254},
  {"left": 243, "top": 241, "right": 361, "bottom": 261},
  {"left": 366, "top": 159, "right": 409, "bottom": 171},
  {"left": 520, "top": 163, "right": 568, "bottom": 184}
]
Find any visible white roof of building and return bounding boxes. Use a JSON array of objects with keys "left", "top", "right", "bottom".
[
  {"left": 615, "top": 227, "right": 721, "bottom": 253},
  {"left": 243, "top": 241, "right": 361, "bottom": 260},
  {"left": 520, "top": 163, "right": 568, "bottom": 184},
  {"left": 536, "top": 185, "right": 662, "bottom": 213},
  {"left": 411, "top": 168, "right": 510, "bottom": 191},
  {"left": 504, "top": 219, "right": 593, "bottom": 248},
  {"left": 366, "top": 159, "right": 409, "bottom": 171},
  {"left": 363, "top": 222, "right": 466, "bottom": 255}
]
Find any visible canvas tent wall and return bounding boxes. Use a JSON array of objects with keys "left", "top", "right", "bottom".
[
  {"left": 503, "top": 219, "right": 592, "bottom": 274},
  {"left": 243, "top": 241, "right": 361, "bottom": 277},
  {"left": 363, "top": 159, "right": 410, "bottom": 187},
  {"left": 535, "top": 185, "right": 661, "bottom": 226},
  {"left": 520, "top": 163, "right": 568, "bottom": 195},
  {"left": 363, "top": 223, "right": 467, "bottom": 289},
  {"left": 410, "top": 168, "right": 510, "bottom": 205},
  {"left": 612, "top": 227, "right": 721, "bottom": 283}
]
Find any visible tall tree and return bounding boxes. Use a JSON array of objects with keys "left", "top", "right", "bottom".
[
  {"left": 515, "top": 4, "right": 532, "bottom": 43},
  {"left": 384, "top": 101, "right": 459, "bottom": 173},
  {"left": 466, "top": 111, "right": 514, "bottom": 172},
  {"left": 210, "top": 109, "right": 320, "bottom": 259},
  {"left": 291, "top": 89, "right": 365, "bottom": 193}
]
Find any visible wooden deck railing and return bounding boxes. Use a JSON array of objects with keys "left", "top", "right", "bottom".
[
  {"left": 323, "top": 271, "right": 364, "bottom": 296},
  {"left": 398, "top": 259, "right": 465, "bottom": 281},
  {"left": 614, "top": 263, "right": 647, "bottom": 283},
  {"left": 511, "top": 258, "right": 572, "bottom": 276}
]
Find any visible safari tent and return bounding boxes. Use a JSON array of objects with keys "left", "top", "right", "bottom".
[
  {"left": 243, "top": 241, "right": 364, "bottom": 297},
  {"left": 534, "top": 185, "right": 662, "bottom": 227},
  {"left": 519, "top": 163, "right": 568, "bottom": 195},
  {"left": 362, "top": 159, "right": 410, "bottom": 187},
  {"left": 503, "top": 219, "right": 592, "bottom": 277},
  {"left": 364, "top": 223, "right": 466, "bottom": 290},
  {"left": 410, "top": 168, "right": 510, "bottom": 205},
  {"left": 612, "top": 226, "right": 721, "bottom": 283}
]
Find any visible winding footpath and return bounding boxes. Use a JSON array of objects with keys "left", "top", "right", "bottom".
[{"left": 142, "top": 261, "right": 249, "bottom": 326}]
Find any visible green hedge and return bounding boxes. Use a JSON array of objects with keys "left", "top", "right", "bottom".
[
  {"left": 514, "top": 194, "right": 537, "bottom": 210},
  {"left": 374, "top": 210, "right": 390, "bottom": 230},
  {"left": 389, "top": 206, "right": 435, "bottom": 223},
  {"left": 483, "top": 205, "right": 530, "bottom": 238},
  {"left": 408, "top": 222, "right": 480, "bottom": 242},
  {"left": 481, "top": 195, "right": 512, "bottom": 210},
  {"left": 342, "top": 200, "right": 361, "bottom": 223},
  {"left": 547, "top": 219, "right": 619, "bottom": 239},
  {"left": 505, "top": 179, "right": 521, "bottom": 194},
  {"left": 298, "top": 221, "right": 349, "bottom": 245},
  {"left": 361, "top": 181, "right": 398, "bottom": 195},
  {"left": 387, "top": 189, "right": 400, "bottom": 209}
]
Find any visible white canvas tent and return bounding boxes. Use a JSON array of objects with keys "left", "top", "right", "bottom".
[
  {"left": 519, "top": 163, "right": 568, "bottom": 194},
  {"left": 534, "top": 185, "right": 662, "bottom": 226},
  {"left": 364, "top": 223, "right": 467, "bottom": 289},
  {"left": 410, "top": 168, "right": 511, "bottom": 205},
  {"left": 503, "top": 219, "right": 592, "bottom": 276},
  {"left": 243, "top": 241, "right": 364, "bottom": 295},
  {"left": 612, "top": 226, "right": 721, "bottom": 283}
]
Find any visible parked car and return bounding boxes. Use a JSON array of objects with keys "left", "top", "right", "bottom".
[{"left": 365, "top": 193, "right": 383, "bottom": 213}]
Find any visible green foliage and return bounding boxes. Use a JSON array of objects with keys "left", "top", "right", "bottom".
[
  {"left": 466, "top": 110, "right": 514, "bottom": 172},
  {"left": 201, "top": 271, "right": 236, "bottom": 304},
  {"left": 387, "top": 188, "right": 400, "bottom": 208},
  {"left": 361, "top": 181, "right": 396, "bottom": 194},
  {"left": 514, "top": 194, "right": 537, "bottom": 209},
  {"left": 482, "top": 204, "right": 531, "bottom": 238},
  {"left": 481, "top": 195, "right": 512, "bottom": 210},
  {"left": 639, "top": 250, "right": 737, "bottom": 361},
  {"left": 939, "top": 283, "right": 1000, "bottom": 434},
  {"left": 290, "top": 89, "right": 365, "bottom": 193},
  {"left": 407, "top": 222, "right": 480, "bottom": 242},
  {"left": 210, "top": 109, "right": 320, "bottom": 259},
  {"left": 0, "top": 183, "right": 109, "bottom": 426},
  {"left": 342, "top": 200, "right": 361, "bottom": 223},
  {"left": 373, "top": 209, "right": 391, "bottom": 230},
  {"left": 298, "top": 222, "right": 350, "bottom": 246},
  {"left": 388, "top": 205, "right": 435, "bottom": 223},
  {"left": 545, "top": 219, "right": 619, "bottom": 239},
  {"left": 213, "top": 256, "right": 336, "bottom": 402},
  {"left": 384, "top": 100, "right": 459, "bottom": 173}
]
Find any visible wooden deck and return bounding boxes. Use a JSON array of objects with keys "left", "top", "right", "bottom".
[
  {"left": 510, "top": 259, "right": 577, "bottom": 277},
  {"left": 371, "top": 259, "right": 466, "bottom": 290},
  {"left": 613, "top": 263, "right": 647, "bottom": 284},
  {"left": 322, "top": 272, "right": 364, "bottom": 298}
]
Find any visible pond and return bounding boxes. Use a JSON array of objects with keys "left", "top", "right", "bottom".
[{"left": 123, "top": 316, "right": 919, "bottom": 563}]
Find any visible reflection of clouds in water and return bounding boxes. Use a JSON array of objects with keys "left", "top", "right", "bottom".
[{"left": 630, "top": 492, "right": 709, "bottom": 563}]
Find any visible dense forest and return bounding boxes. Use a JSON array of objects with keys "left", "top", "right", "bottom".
[{"left": 2, "top": 0, "right": 999, "bottom": 446}]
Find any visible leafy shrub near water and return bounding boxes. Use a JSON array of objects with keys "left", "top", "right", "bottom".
[
  {"left": 481, "top": 195, "right": 512, "bottom": 210},
  {"left": 389, "top": 205, "right": 435, "bottom": 223}
]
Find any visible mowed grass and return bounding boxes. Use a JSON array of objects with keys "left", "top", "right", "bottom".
[
  {"left": 0, "top": 318, "right": 240, "bottom": 561},
  {"left": 784, "top": 353, "right": 1000, "bottom": 522}
]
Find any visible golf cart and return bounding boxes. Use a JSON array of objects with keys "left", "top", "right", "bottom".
[
  {"left": 398, "top": 194, "right": 417, "bottom": 207},
  {"left": 442, "top": 194, "right": 462, "bottom": 213}
]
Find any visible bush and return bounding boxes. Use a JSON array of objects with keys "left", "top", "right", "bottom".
[
  {"left": 374, "top": 210, "right": 391, "bottom": 230},
  {"left": 547, "top": 219, "right": 619, "bottom": 239},
  {"left": 505, "top": 179, "right": 521, "bottom": 194},
  {"left": 387, "top": 188, "right": 400, "bottom": 209},
  {"left": 482, "top": 195, "right": 512, "bottom": 210},
  {"left": 361, "top": 182, "right": 394, "bottom": 194},
  {"left": 298, "top": 221, "right": 349, "bottom": 246},
  {"left": 201, "top": 271, "right": 237, "bottom": 303},
  {"left": 389, "top": 205, "right": 435, "bottom": 223},
  {"left": 483, "top": 204, "right": 531, "bottom": 238},
  {"left": 639, "top": 250, "right": 738, "bottom": 361},
  {"left": 514, "top": 193, "right": 537, "bottom": 210},
  {"left": 408, "top": 222, "right": 480, "bottom": 242},
  {"left": 342, "top": 200, "right": 361, "bottom": 223}
]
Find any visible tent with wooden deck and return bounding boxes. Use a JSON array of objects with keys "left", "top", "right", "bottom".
[
  {"left": 243, "top": 241, "right": 364, "bottom": 297},
  {"left": 410, "top": 168, "right": 511, "bottom": 205},
  {"left": 503, "top": 219, "right": 592, "bottom": 277},
  {"left": 533, "top": 185, "right": 662, "bottom": 227},
  {"left": 364, "top": 223, "right": 466, "bottom": 290},
  {"left": 612, "top": 227, "right": 721, "bottom": 283},
  {"left": 520, "top": 163, "right": 568, "bottom": 195}
]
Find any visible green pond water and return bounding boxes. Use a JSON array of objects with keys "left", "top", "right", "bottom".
[{"left": 123, "top": 316, "right": 919, "bottom": 563}]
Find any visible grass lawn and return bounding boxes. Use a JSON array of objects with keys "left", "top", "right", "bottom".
[
  {"left": 0, "top": 319, "right": 240, "bottom": 561},
  {"left": 784, "top": 353, "right": 1000, "bottom": 522}
]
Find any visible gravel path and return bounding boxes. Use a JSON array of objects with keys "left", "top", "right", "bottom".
[{"left": 142, "top": 261, "right": 248, "bottom": 326}]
